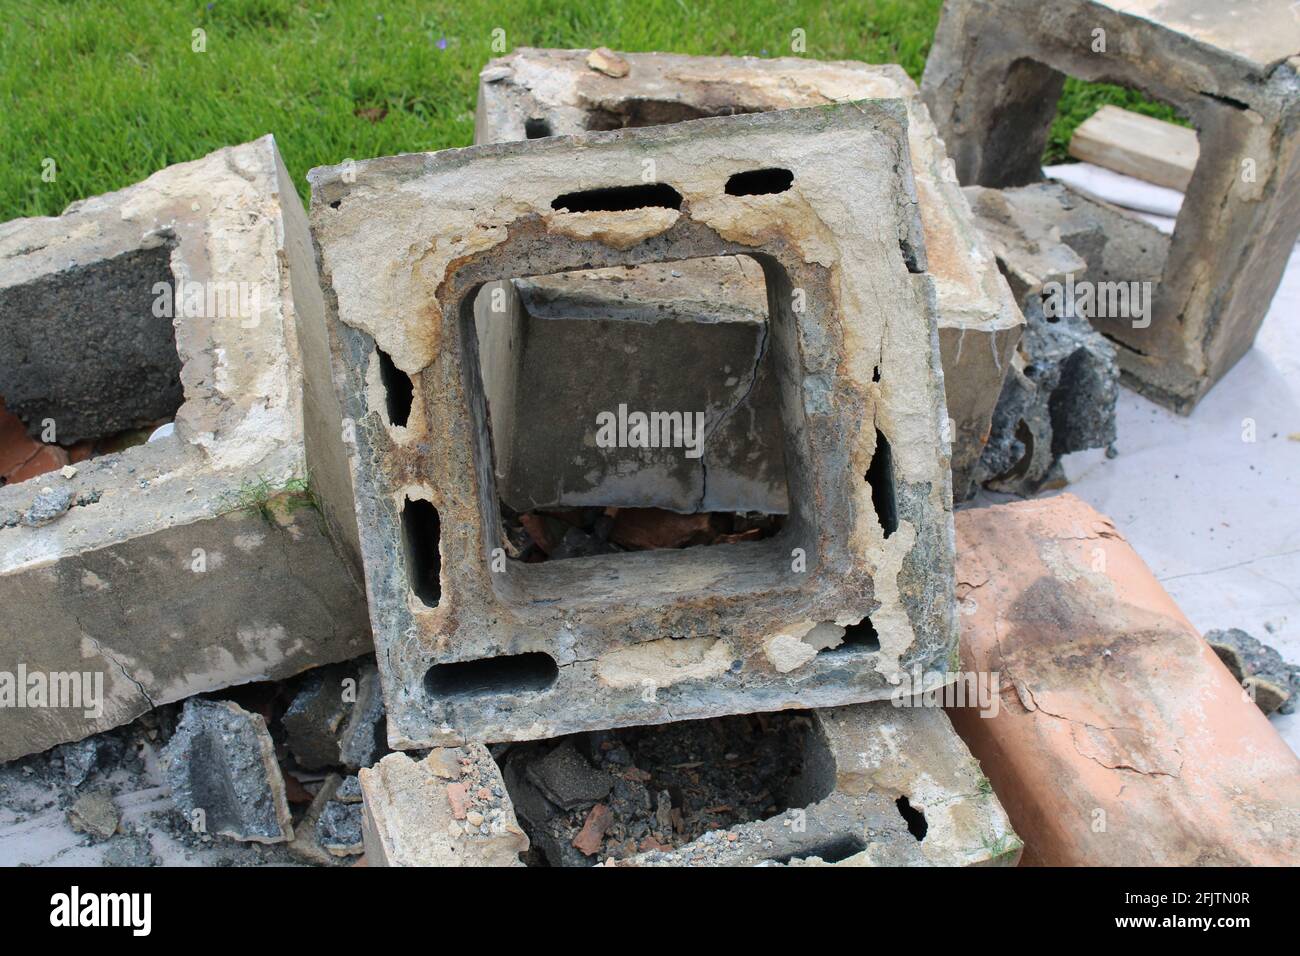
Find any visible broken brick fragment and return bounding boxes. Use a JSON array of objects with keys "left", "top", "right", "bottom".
[{"left": 572, "top": 803, "right": 613, "bottom": 856}]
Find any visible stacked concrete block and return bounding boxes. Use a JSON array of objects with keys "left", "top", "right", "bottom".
[
  {"left": 306, "top": 103, "right": 958, "bottom": 747},
  {"left": 475, "top": 49, "right": 1023, "bottom": 500},
  {"left": 360, "top": 702, "right": 1018, "bottom": 868},
  {"left": 617, "top": 703, "right": 1020, "bottom": 867},
  {"left": 0, "top": 137, "right": 372, "bottom": 762},
  {"left": 922, "top": 0, "right": 1300, "bottom": 412}
]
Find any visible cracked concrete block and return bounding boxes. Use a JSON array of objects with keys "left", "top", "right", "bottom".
[
  {"left": 162, "top": 698, "right": 294, "bottom": 844},
  {"left": 949, "top": 494, "right": 1300, "bottom": 866},
  {"left": 475, "top": 49, "right": 1022, "bottom": 501},
  {"left": 922, "top": 0, "right": 1300, "bottom": 412},
  {"left": 963, "top": 183, "right": 1119, "bottom": 495},
  {"left": 0, "top": 137, "right": 372, "bottom": 763},
  {"left": 358, "top": 746, "right": 529, "bottom": 866},
  {"left": 307, "top": 102, "right": 957, "bottom": 746}
]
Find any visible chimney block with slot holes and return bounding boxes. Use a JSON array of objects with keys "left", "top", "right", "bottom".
[{"left": 306, "top": 103, "right": 958, "bottom": 747}]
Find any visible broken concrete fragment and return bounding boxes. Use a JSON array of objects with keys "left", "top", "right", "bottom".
[
  {"left": 475, "top": 48, "right": 1023, "bottom": 500},
  {"left": 923, "top": 0, "right": 1300, "bottom": 412},
  {"left": 317, "top": 799, "right": 364, "bottom": 857},
  {"left": 56, "top": 733, "right": 123, "bottom": 788},
  {"left": 586, "top": 47, "right": 629, "bottom": 78},
  {"left": 948, "top": 495, "right": 1300, "bottom": 866},
  {"left": 68, "top": 790, "right": 119, "bottom": 840},
  {"left": 334, "top": 775, "right": 362, "bottom": 804},
  {"left": 309, "top": 100, "right": 958, "bottom": 746},
  {"left": 282, "top": 664, "right": 354, "bottom": 770},
  {"left": 358, "top": 747, "right": 528, "bottom": 866},
  {"left": 162, "top": 698, "right": 294, "bottom": 845},
  {"left": 1206, "top": 628, "right": 1300, "bottom": 716},
  {"left": 964, "top": 183, "right": 1120, "bottom": 495},
  {"left": 287, "top": 773, "right": 346, "bottom": 866},
  {"left": 525, "top": 740, "right": 613, "bottom": 810},
  {"left": 337, "top": 661, "right": 386, "bottom": 771},
  {"left": 0, "top": 137, "right": 372, "bottom": 763},
  {"left": 22, "top": 485, "right": 73, "bottom": 526}
]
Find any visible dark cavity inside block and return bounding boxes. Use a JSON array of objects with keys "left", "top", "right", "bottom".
[{"left": 0, "top": 245, "right": 183, "bottom": 444}]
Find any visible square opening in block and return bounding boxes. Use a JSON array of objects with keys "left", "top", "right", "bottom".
[
  {"left": 0, "top": 243, "right": 184, "bottom": 486},
  {"left": 495, "top": 710, "right": 838, "bottom": 866},
  {"left": 470, "top": 256, "right": 791, "bottom": 565}
]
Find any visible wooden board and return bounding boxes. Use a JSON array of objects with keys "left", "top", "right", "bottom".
[{"left": 1068, "top": 104, "right": 1199, "bottom": 192}]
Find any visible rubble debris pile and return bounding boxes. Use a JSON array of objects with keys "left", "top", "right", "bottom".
[
  {"left": 500, "top": 713, "right": 814, "bottom": 865},
  {"left": 963, "top": 183, "right": 1121, "bottom": 495}
]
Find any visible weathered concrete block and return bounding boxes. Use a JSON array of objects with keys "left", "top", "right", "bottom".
[
  {"left": 922, "top": 0, "right": 1300, "bottom": 412},
  {"left": 476, "top": 49, "right": 1022, "bottom": 500},
  {"left": 963, "top": 183, "right": 1119, "bottom": 494},
  {"left": 949, "top": 495, "right": 1300, "bottom": 866},
  {"left": 0, "top": 137, "right": 372, "bottom": 763},
  {"left": 308, "top": 103, "right": 957, "bottom": 746},
  {"left": 162, "top": 698, "right": 294, "bottom": 844},
  {"left": 359, "top": 746, "right": 529, "bottom": 866}
]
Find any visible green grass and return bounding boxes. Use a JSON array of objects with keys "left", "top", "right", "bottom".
[
  {"left": 219, "top": 472, "right": 316, "bottom": 522},
  {"left": 0, "top": 0, "right": 1182, "bottom": 220}
]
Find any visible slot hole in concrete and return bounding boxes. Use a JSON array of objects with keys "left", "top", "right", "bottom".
[
  {"left": 524, "top": 117, "right": 553, "bottom": 139},
  {"left": 820, "top": 617, "right": 880, "bottom": 655},
  {"left": 551, "top": 183, "right": 682, "bottom": 213},
  {"left": 425, "top": 651, "right": 558, "bottom": 699},
  {"left": 377, "top": 347, "right": 413, "bottom": 427},
  {"left": 896, "top": 795, "right": 927, "bottom": 841},
  {"left": 865, "top": 429, "right": 897, "bottom": 539},
  {"left": 725, "top": 168, "right": 793, "bottom": 196},
  {"left": 401, "top": 497, "right": 441, "bottom": 607}
]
